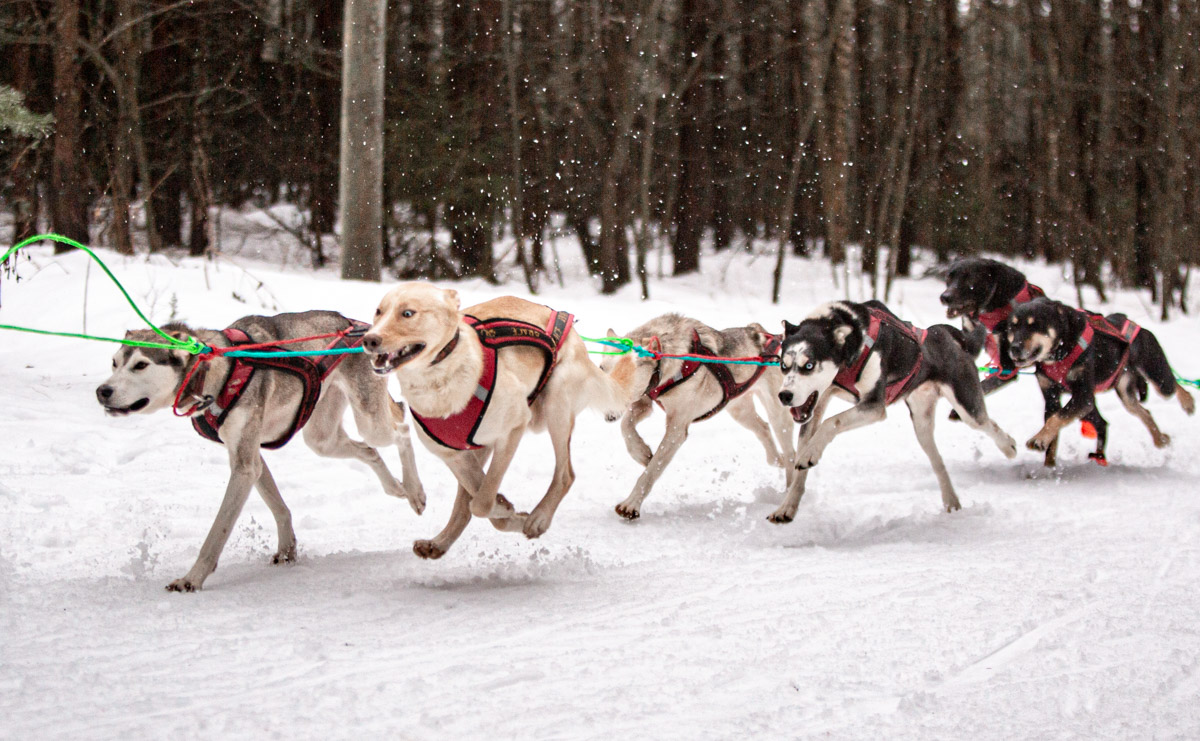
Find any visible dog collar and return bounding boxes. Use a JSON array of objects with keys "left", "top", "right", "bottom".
[{"left": 429, "top": 330, "right": 461, "bottom": 366}]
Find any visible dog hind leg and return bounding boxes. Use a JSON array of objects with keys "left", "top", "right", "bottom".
[
  {"left": 350, "top": 383, "right": 426, "bottom": 513},
  {"left": 906, "top": 386, "right": 962, "bottom": 512},
  {"left": 253, "top": 456, "right": 297, "bottom": 564},
  {"left": 303, "top": 386, "right": 415, "bottom": 507},
  {"left": 616, "top": 411, "right": 691, "bottom": 520},
  {"left": 726, "top": 395, "right": 786, "bottom": 468},
  {"left": 1116, "top": 373, "right": 1170, "bottom": 448},
  {"left": 524, "top": 413, "right": 578, "bottom": 538},
  {"left": 940, "top": 382, "right": 1018, "bottom": 460}
]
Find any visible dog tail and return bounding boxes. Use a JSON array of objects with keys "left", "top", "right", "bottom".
[
  {"left": 934, "top": 322, "right": 986, "bottom": 359},
  {"left": 1124, "top": 325, "right": 1194, "bottom": 413}
]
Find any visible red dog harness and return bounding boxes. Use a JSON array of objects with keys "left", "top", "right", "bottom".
[
  {"left": 1040, "top": 312, "right": 1139, "bottom": 392},
  {"left": 833, "top": 307, "right": 927, "bottom": 405},
  {"left": 645, "top": 332, "right": 781, "bottom": 422},
  {"left": 192, "top": 320, "right": 370, "bottom": 449},
  {"left": 977, "top": 281, "right": 1045, "bottom": 366},
  {"left": 411, "top": 311, "right": 574, "bottom": 451}
]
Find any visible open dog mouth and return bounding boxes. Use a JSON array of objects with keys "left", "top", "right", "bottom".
[
  {"left": 943, "top": 302, "right": 973, "bottom": 319},
  {"left": 789, "top": 391, "right": 819, "bottom": 423},
  {"left": 370, "top": 343, "right": 426, "bottom": 374},
  {"left": 104, "top": 398, "right": 150, "bottom": 416}
]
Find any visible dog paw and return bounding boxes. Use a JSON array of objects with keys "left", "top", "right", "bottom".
[
  {"left": 615, "top": 503, "right": 641, "bottom": 520},
  {"left": 944, "top": 495, "right": 962, "bottom": 513},
  {"left": 999, "top": 436, "right": 1018, "bottom": 459},
  {"left": 165, "top": 578, "right": 199, "bottom": 593},
  {"left": 766, "top": 510, "right": 795, "bottom": 524},
  {"left": 523, "top": 512, "right": 553, "bottom": 539},
  {"left": 1154, "top": 433, "right": 1171, "bottom": 448},
  {"left": 413, "top": 540, "right": 446, "bottom": 560},
  {"left": 406, "top": 487, "right": 427, "bottom": 515},
  {"left": 271, "top": 547, "right": 296, "bottom": 565},
  {"left": 631, "top": 446, "right": 653, "bottom": 467},
  {"left": 1025, "top": 434, "right": 1053, "bottom": 452}
]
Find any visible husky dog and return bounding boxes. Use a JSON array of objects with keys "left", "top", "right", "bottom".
[
  {"left": 362, "top": 283, "right": 640, "bottom": 559},
  {"left": 1004, "top": 297, "right": 1195, "bottom": 466},
  {"left": 599, "top": 314, "right": 794, "bottom": 519},
  {"left": 772, "top": 300, "right": 1017, "bottom": 521},
  {"left": 939, "top": 257, "right": 1045, "bottom": 393},
  {"left": 96, "top": 311, "right": 426, "bottom": 591}
]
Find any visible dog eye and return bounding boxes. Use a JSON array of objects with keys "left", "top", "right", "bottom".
[
  {"left": 803, "top": 362, "right": 814, "bottom": 372},
  {"left": 132, "top": 361, "right": 149, "bottom": 371},
  {"left": 401, "top": 309, "right": 415, "bottom": 318}
]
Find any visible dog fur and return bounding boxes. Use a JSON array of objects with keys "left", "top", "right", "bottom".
[
  {"left": 1004, "top": 297, "right": 1195, "bottom": 466},
  {"left": 599, "top": 314, "right": 795, "bottom": 520},
  {"left": 772, "top": 300, "right": 1017, "bottom": 520},
  {"left": 96, "top": 310, "right": 426, "bottom": 592},
  {"left": 939, "top": 257, "right": 1039, "bottom": 393},
  {"left": 362, "top": 282, "right": 640, "bottom": 559}
]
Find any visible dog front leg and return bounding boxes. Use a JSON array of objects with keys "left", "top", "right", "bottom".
[
  {"left": 1035, "top": 375, "right": 1062, "bottom": 467},
  {"left": 168, "top": 440, "right": 262, "bottom": 592},
  {"left": 795, "top": 401, "right": 887, "bottom": 470},
  {"left": 767, "top": 396, "right": 828, "bottom": 523},
  {"left": 413, "top": 483, "right": 473, "bottom": 560},
  {"left": 615, "top": 413, "right": 690, "bottom": 520},
  {"left": 1028, "top": 381, "right": 1094, "bottom": 457},
  {"left": 468, "top": 424, "right": 528, "bottom": 520},
  {"left": 621, "top": 397, "right": 655, "bottom": 466},
  {"left": 252, "top": 456, "right": 296, "bottom": 564}
]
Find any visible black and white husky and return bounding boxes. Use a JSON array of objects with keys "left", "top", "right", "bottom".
[
  {"left": 96, "top": 310, "right": 426, "bottom": 591},
  {"left": 771, "top": 300, "right": 1017, "bottom": 521}
]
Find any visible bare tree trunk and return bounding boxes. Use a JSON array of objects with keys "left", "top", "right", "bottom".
[
  {"left": 50, "top": 0, "right": 90, "bottom": 249},
  {"left": 339, "top": 0, "right": 386, "bottom": 281},
  {"left": 818, "top": 0, "right": 855, "bottom": 277},
  {"left": 11, "top": 40, "right": 41, "bottom": 242},
  {"left": 504, "top": 0, "right": 536, "bottom": 293}
]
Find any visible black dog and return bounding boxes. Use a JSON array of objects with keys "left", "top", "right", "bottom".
[
  {"left": 770, "top": 300, "right": 1016, "bottom": 521},
  {"left": 1005, "top": 297, "right": 1194, "bottom": 467},
  {"left": 939, "top": 258, "right": 1045, "bottom": 393}
]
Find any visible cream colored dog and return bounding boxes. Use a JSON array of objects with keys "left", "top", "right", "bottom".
[{"left": 363, "top": 283, "right": 639, "bottom": 558}]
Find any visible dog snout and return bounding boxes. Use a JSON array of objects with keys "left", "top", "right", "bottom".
[
  {"left": 778, "top": 390, "right": 794, "bottom": 406},
  {"left": 96, "top": 385, "right": 114, "bottom": 403},
  {"left": 939, "top": 290, "right": 954, "bottom": 305},
  {"left": 362, "top": 333, "right": 382, "bottom": 353}
]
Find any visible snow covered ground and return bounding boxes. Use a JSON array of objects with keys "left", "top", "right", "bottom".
[{"left": 2, "top": 228, "right": 1199, "bottom": 739}]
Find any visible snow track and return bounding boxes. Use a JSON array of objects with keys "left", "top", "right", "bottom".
[{"left": 2, "top": 242, "right": 1199, "bottom": 738}]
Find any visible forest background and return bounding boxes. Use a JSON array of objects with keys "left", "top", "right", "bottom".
[{"left": 1, "top": 0, "right": 1197, "bottom": 315}]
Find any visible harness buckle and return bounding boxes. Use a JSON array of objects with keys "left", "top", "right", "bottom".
[{"left": 189, "top": 394, "right": 215, "bottom": 414}]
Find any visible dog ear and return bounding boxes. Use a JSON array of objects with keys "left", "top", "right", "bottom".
[
  {"left": 782, "top": 320, "right": 799, "bottom": 336},
  {"left": 443, "top": 288, "right": 460, "bottom": 310},
  {"left": 606, "top": 328, "right": 617, "bottom": 338},
  {"left": 833, "top": 324, "right": 854, "bottom": 345},
  {"left": 748, "top": 322, "right": 767, "bottom": 334}
]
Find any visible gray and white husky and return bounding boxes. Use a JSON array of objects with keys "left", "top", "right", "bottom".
[
  {"left": 96, "top": 310, "right": 425, "bottom": 592},
  {"left": 601, "top": 313, "right": 794, "bottom": 520},
  {"left": 773, "top": 300, "right": 1016, "bottom": 521}
]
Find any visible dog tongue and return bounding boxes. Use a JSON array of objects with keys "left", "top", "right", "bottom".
[{"left": 790, "top": 407, "right": 806, "bottom": 422}]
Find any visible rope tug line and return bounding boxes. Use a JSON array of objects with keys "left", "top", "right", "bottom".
[{"left": 2, "top": 233, "right": 1197, "bottom": 386}]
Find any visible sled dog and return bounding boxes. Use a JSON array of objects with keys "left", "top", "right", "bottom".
[
  {"left": 772, "top": 300, "right": 1017, "bottom": 521},
  {"left": 96, "top": 310, "right": 426, "bottom": 591},
  {"left": 362, "top": 282, "right": 640, "bottom": 559},
  {"left": 939, "top": 257, "right": 1045, "bottom": 393},
  {"left": 1004, "top": 297, "right": 1195, "bottom": 466},
  {"left": 600, "top": 314, "right": 794, "bottom": 519}
]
